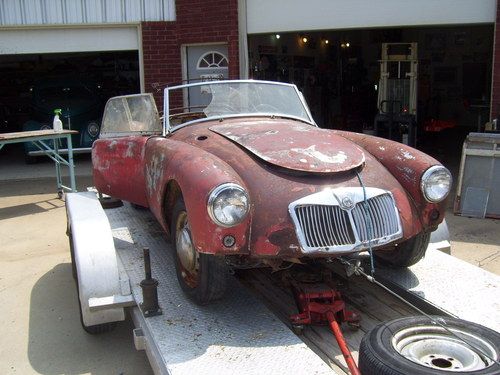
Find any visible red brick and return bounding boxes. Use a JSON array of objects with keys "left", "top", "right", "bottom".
[{"left": 141, "top": 0, "right": 239, "bottom": 107}]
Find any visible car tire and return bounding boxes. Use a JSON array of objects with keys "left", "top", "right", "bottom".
[
  {"left": 171, "top": 198, "right": 228, "bottom": 305},
  {"left": 359, "top": 316, "right": 500, "bottom": 375},
  {"left": 374, "top": 232, "right": 430, "bottom": 268},
  {"left": 69, "top": 230, "right": 117, "bottom": 334}
]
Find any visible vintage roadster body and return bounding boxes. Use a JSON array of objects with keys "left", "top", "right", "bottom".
[{"left": 93, "top": 80, "right": 451, "bottom": 304}]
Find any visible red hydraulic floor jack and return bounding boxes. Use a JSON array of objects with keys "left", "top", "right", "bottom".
[{"left": 289, "top": 281, "right": 361, "bottom": 375}]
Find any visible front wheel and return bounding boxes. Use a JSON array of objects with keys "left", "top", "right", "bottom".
[
  {"left": 171, "top": 199, "right": 228, "bottom": 305},
  {"left": 359, "top": 316, "right": 500, "bottom": 375},
  {"left": 375, "top": 232, "right": 430, "bottom": 268}
]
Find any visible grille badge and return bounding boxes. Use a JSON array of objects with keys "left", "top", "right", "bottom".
[{"left": 340, "top": 196, "right": 354, "bottom": 210}]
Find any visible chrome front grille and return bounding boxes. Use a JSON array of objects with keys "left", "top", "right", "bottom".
[
  {"left": 295, "top": 205, "right": 355, "bottom": 248},
  {"left": 351, "top": 194, "right": 401, "bottom": 242},
  {"left": 289, "top": 188, "right": 403, "bottom": 254}
]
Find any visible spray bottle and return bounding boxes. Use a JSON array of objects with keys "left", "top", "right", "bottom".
[{"left": 53, "top": 108, "right": 63, "bottom": 132}]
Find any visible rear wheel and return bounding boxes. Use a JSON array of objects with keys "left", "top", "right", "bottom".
[
  {"left": 171, "top": 199, "right": 227, "bottom": 305},
  {"left": 375, "top": 232, "right": 430, "bottom": 268}
]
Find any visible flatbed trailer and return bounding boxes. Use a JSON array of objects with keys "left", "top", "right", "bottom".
[{"left": 66, "top": 191, "right": 500, "bottom": 375}]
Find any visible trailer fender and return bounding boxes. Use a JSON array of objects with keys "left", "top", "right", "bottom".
[{"left": 66, "top": 192, "right": 125, "bottom": 327}]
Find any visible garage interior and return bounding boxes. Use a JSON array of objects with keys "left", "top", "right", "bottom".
[
  {"left": 248, "top": 24, "right": 493, "bottom": 163},
  {"left": 0, "top": 50, "right": 140, "bottom": 160}
]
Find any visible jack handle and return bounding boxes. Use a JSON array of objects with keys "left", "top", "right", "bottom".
[{"left": 326, "top": 311, "right": 361, "bottom": 375}]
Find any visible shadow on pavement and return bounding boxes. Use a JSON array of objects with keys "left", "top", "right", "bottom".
[
  {"left": 0, "top": 176, "right": 94, "bottom": 199},
  {"left": 0, "top": 198, "right": 64, "bottom": 220},
  {"left": 28, "top": 263, "right": 152, "bottom": 375}
]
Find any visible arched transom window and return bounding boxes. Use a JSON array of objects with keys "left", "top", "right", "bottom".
[{"left": 197, "top": 51, "right": 229, "bottom": 69}]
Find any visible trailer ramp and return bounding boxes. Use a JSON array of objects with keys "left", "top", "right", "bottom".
[{"left": 107, "top": 204, "right": 334, "bottom": 375}]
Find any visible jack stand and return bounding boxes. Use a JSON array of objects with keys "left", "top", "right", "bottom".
[
  {"left": 140, "top": 247, "right": 162, "bottom": 317},
  {"left": 290, "top": 282, "right": 361, "bottom": 375}
]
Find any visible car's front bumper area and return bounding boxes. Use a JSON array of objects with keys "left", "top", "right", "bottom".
[{"left": 288, "top": 187, "right": 403, "bottom": 255}]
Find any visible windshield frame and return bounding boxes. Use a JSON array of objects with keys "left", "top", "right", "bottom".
[{"left": 162, "top": 80, "right": 316, "bottom": 136}]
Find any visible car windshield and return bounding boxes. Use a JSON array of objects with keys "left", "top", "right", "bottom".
[{"left": 165, "top": 80, "right": 314, "bottom": 131}]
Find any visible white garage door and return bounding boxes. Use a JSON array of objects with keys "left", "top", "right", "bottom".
[
  {"left": 0, "top": 26, "right": 139, "bottom": 55},
  {"left": 247, "top": 0, "right": 496, "bottom": 34}
]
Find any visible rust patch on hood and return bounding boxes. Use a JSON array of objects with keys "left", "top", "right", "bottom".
[{"left": 210, "top": 120, "right": 365, "bottom": 173}]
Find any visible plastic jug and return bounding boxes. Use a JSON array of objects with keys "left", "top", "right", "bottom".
[{"left": 53, "top": 108, "right": 63, "bottom": 132}]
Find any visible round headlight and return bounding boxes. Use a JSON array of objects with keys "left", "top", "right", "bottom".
[
  {"left": 421, "top": 166, "right": 452, "bottom": 203},
  {"left": 87, "top": 122, "right": 99, "bottom": 137},
  {"left": 208, "top": 183, "right": 250, "bottom": 227}
]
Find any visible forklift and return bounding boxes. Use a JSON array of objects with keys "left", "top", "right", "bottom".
[{"left": 374, "top": 42, "right": 418, "bottom": 146}]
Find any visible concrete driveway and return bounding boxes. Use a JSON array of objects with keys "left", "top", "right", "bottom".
[{"left": 0, "top": 153, "right": 152, "bottom": 375}]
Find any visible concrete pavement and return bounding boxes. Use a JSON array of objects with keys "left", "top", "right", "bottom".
[{"left": 0, "top": 174, "right": 152, "bottom": 375}]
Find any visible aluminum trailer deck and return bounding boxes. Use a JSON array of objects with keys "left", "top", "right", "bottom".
[{"left": 66, "top": 192, "right": 500, "bottom": 375}]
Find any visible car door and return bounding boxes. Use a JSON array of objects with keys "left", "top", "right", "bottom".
[{"left": 92, "top": 94, "right": 161, "bottom": 206}]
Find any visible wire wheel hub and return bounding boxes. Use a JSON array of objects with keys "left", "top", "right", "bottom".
[{"left": 175, "top": 212, "right": 199, "bottom": 288}]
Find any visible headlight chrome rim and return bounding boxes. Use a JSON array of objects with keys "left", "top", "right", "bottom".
[
  {"left": 207, "top": 183, "right": 250, "bottom": 227},
  {"left": 421, "top": 165, "right": 452, "bottom": 203},
  {"left": 87, "top": 121, "right": 100, "bottom": 138}
]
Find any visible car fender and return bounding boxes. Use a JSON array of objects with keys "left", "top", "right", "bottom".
[
  {"left": 335, "top": 131, "right": 447, "bottom": 229},
  {"left": 144, "top": 136, "right": 251, "bottom": 255}
]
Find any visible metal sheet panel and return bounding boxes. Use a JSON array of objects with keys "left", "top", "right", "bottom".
[
  {"left": 455, "top": 133, "right": 500, "bottom": 218},
  {"left": 44, "top": 0, "right": 64, "bottom": 25},
  {"left": 23, "top": 0, "right": 44, "bottom": 24},
  {"left": 104, "top": 0, "right": 123, "bottom": 23},
  {"left": 0, "top": 0, "right": 175, "bottom": 26},
  {"left": 84, "top": 0, "right": 104, "bottom": 23}
]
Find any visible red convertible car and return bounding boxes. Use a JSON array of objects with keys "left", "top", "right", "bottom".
[{"left": 92, "top": 80, "right": 451, "bottom": 304}]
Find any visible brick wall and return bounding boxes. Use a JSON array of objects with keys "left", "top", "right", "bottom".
[
  {"left": 491, "top": 0, "right": 500, "bottom": 120},
  {"left": 141, "top": 0, "right": 239, "bottom": 107}
]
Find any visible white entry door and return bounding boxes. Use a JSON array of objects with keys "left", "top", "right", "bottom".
[{"left": 186, "top": 44, "right": 229, "bottom": 107}]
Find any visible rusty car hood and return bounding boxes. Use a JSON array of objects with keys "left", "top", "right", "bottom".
[{"left": 209, "top": 120, "right": 365, "bottom": 173}]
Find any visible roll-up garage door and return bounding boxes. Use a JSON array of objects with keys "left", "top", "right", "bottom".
[{"left": 0, "top": 26, "right": 138, "bottom": 55}]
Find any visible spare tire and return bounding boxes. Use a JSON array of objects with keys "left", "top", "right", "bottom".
[{"left": 359, "top": 316, "right": 500, "bottom": 374}]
